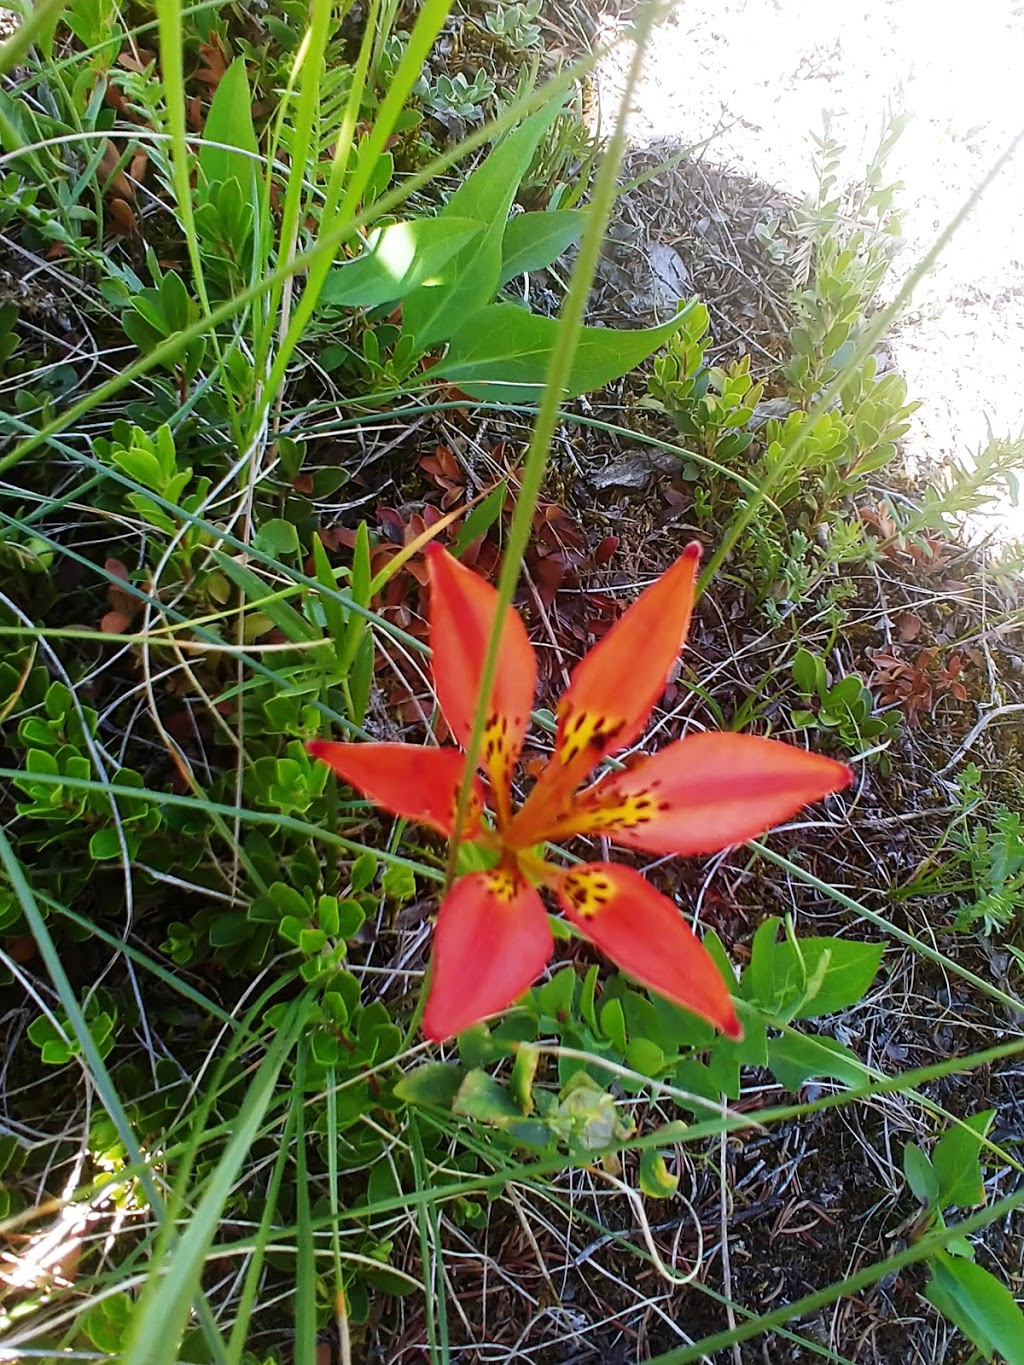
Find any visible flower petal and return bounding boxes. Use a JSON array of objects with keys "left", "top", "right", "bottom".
[
  {"left": 556, "top": 862, "right": 741, "bottom": 1038},
  {"left": 508, "top": 543, "right": 701, "bottom": 846},
  {"left": 427, "top": 545, "right": 537, "bottom": 824},
  {"left": 552, "top": 732, "right": 852, "bottom": 855},
  {"left": 307, "top": 740, "right": 484, "bottom": 838},
  {"left": 423, "top": 868, "right": 553, "bottom": 1039}
]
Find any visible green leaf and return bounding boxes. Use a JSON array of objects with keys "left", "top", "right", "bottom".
[
  {"left": 744, "top": 916, "right": 784, "bottom": 1009},
  {"left": 438, "top": 302, "right": 690, "bottom": 404},
  {"left": 252, "top": 518, "right": 300, "bottom": 560},
  {"left": 933, "top": 1110, "right": 995, "bottom": 1209},
  {"left": 498, "top": 209, "right": 586, "bottom": 285},
  {"left": 89, "top": 827, "right": 123, "bottom": 861},
  {"left": 268, "top": 881, "right": 311, "bottom": 921},
  {"left": 924, "top": 1251, "right": 1024, "bottom": 1364},
  {"left": 903, "top": 1141, "right": 940, "bottom": 1206},
  {"left": 746, "top": 928, "right": 885, "bottom": 1020},
  {"left": 452, "top": 1069, "right": 522, "bottom": 1124},
  {"left": 320, "top": 218, "right": 482, "bottom": 308},
  {"left": 510, "top": 1043, "right": 539, "bottom": 1115},
  {"left": 598, "top": 997, "right": 627, "bottom": 1055},
  {"left": 198, "top": 57, "right": 258, "bottom": 194},
  {"left": 381, "top": 861, "right": 416, "bottom": 904},
  {"left": 339, "top": 521, "right": 371, "bottom": 672},
  {"left": 766, "top": 1032, "right": 871, "bottom": 1090},
  {"left": 639, "top": 1148, "right": 679, "bottom": 1199},
  {"left": 453, "top": 481, "right": 507, "bottom": 554},
  {"left": 791, "top": 938, "right": 885, "bottom": 1017},
  {"left": 625, "top": 1036, "right": 666, "bottom": 1077},
  {"left": 212, "top": 551, "right": 318, "bottom": 643},
  {"left": 310, "top": 533, "right": 348, "bottom": 648},
  {"left": 393, "top": 1062, "right": 463, "bottom": 1109},
  {"left": 402, "top": 100, "right": 564, "bottom": 350},
  {"left": 792, "top": 647, "right": 825, "bottom": 697}
]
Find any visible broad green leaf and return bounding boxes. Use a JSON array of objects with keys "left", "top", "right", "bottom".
[
  {"left": 745, "top": 927, "right": 885, "bottom": 1020},
  {"left": 766, "top": 1032, "right": 871, "bottom": 1090},
  {"left": 933, "top": 1110, "right": 995, "bottom": 1209},
  {"left": 598, "top": 997, "right": 627, "bottom": 1055},
  {"left": 393, "top": 1062, "right": 463, "bottom": 1108},
  {"left": 437, "top": 303, "right": 691, "bottom": 404},
  {"left": 498, "top": 209, "right": 586, "bottom": 285},
  {"left": 625, "top": 1036, "right": 666, "bottom": 1077},
  {"left": 924, "top": 1251, "right": 1024, "bottom": 1364},
  {"left": 744, "top": 916, "right": 785, "bottom": 1010},
  {"left": 903, "top": 1141, "right": 940, "bottom": 1206},
  {"left": 197, "top": 57, "right": 258, "bottom": 193},
  {"left": 792, "top": 647, "right": 825, "bottom": 697},
  {"left": 790, "top": 938, "right": 885, "bottom": 1018},
  {"left": 401, "top": 100, "right": 564, "bottom": 350},
  {"left": 320, "top": 217, "right": 482, "bottom": 309}
]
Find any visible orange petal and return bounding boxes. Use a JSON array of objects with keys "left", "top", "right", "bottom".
[
  {"left": 508, "top": 543, "right": 701, "bottom": 846},
  {"left": 556, "top": 861, "right": 740, "bottom": 1038},
  {"left": 422, "top": 868, "right": 553, "bottom": 1039},
  {"left": 554, "top": 732, "right": 852, "bottom": 855},
  {"left": 427, "top": 545, "right": 537, "bottom": 825},
  {"left": 307, "top": 740, "right": 484, "bottom": 838}
]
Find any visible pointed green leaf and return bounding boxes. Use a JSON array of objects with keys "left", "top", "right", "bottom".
[
  {"left": 402, "top": 100, "right": 564, "bottom": 350},
  {"left": 924, "top": 1251, "right": 1024, "bottom": 1364},
  {"left": 320, "top": 218, "right": 482, "bottom": 309},
  {"left": 310, "top": 533, "right": 348, "bottom": 649},
  {"left": 903, "top": 1141, "right": 940, "bottom": 1206},
  {"left": 198, "top": 57, "right": 258, "bottom": 193},
  {"left": 933, "top": 1110, "right": 995, "bottom": 1209},
  {"left": 437, "top": 303, "right": 691, "bottom": 404},
  {"left": 499, "top": 209, "right": 586, "bottom": 285},
  {"left": 766, "top": 1032, "right": 871, "bottom": 1090}
]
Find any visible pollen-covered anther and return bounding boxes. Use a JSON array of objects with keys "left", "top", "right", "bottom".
[
  {"left": 560, "top": 870, "right": 614, "bottom": 918},
  {"left": 557, "top": 709, "right": 625, "bottom": 765}
]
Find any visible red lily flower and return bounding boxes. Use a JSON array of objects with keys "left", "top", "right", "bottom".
[{"left": 308, "top": 543, "right": 851, "bottom": 1042}]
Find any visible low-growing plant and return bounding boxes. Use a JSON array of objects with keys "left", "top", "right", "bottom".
[
  {"left": 903, "top": 1110, "right": 1024, "bottom": 1361},
  {"left": 900, "top": 764, "right": 1024, "bottom": 941},
  {"left": 791, "top": 646, "right": 901, "bottom": 760},
  {"left": 482, "top": 0, "right": 543, "bottom": 53}
]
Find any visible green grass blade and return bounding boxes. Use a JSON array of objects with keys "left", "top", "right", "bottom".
[{"left": 121, "top": 998, "right": 310, "bottom": 1365}]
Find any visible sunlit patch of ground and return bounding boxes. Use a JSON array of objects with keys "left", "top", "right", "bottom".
[{"left": 594, "top": 0, "right": 1024, "bottom": 538}]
